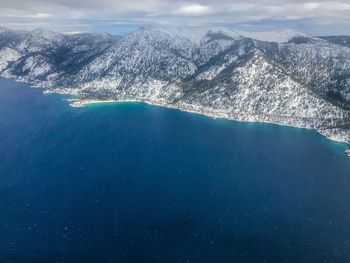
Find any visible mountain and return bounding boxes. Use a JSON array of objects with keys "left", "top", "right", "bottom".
[
  {"left": 319, "top": 35, "right": 350, "bottom": 48},
  {"left": 236, "top": 29, "right": 309, "bottom": 43},
  {"left": 0, "top": 26, "right": 349, "bottom": 144}
]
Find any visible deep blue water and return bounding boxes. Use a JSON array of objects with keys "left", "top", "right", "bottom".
[{"left": 0, "top": 78, "right": 350, "bottom": 263}]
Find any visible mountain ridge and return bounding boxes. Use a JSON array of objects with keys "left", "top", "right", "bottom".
[{"left": 0, "top": 26, "right": 349, "bottom": 144}]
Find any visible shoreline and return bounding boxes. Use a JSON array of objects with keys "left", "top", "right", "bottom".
[
  {"left": 70, "top": 98, "right": 350, "bottom": 156},
  {"left": 2, "top": 75, "right": 347, "bottom": 152},
  {"left": 1, "top": 75, "right": 348, "bottom": 157}
]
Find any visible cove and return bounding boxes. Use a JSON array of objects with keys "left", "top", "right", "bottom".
[{"left": 0, "top": 78, "right": 350, "bottom": 263}]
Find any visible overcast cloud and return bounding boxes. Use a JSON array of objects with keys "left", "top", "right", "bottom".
[{"left": 0, "top": 0, "right": 349, "bottom": 35}]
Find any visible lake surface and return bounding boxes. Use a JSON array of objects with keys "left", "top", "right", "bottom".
[{"left": 0, "top": 78, "right": 350, "bottom": 263}]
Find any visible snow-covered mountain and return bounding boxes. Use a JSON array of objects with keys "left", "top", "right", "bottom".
[
  {"left": 0, "top": 26, "right": 349, "bottom": 143},
  {"left": 237, "top": 29, "right": 310, "bottom": 43}
]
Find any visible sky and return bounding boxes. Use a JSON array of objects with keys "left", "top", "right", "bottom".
[{"left": 0, "top": 0, "right": 350, "bottom": 36}]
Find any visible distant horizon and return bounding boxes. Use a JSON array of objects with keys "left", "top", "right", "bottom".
[
  {"left": 1, "top": 24, "right": 350, "bottom": 37},
  {"left": 1, "top": 0, "right": 350, "bottom": 36}
]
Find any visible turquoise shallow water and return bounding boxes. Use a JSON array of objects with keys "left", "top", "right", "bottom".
[{"left": 0, "top": 78, "right": 350, "bottom": 263}]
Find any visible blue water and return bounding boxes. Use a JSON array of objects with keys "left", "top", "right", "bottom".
[{"left": 0, "top": 78, "right": 350, "bottom": 263}]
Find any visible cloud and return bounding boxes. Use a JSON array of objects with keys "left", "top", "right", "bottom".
[
  {"left": 301, "top": 2, "right": 320, "bottom": 10},
  {"left": 30, "top": 13, "right": 53, "bottom": 18},
  {"left": 173, "top": 3, "right": 212, "bottom": 16},
  {"left": 0, "top": 0, "right": 349, "bottom": 35}
]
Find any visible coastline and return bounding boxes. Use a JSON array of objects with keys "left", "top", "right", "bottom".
[
  {"left": 70, "top": 98, "right": 350, "bottom": 156},
  {"left": 2, "top": 76, "right": 348, "bottom": 157}
]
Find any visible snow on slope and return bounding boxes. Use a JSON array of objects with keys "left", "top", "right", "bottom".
[{"left": 0, "top": 47, "right": 21, "bottom": 71}]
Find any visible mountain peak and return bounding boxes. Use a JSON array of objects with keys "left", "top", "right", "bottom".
[
  {"left": 237, "top": 29, "right": 310, "bottom": 43},
  {"left": 29, "top": 28, "right": 64, "bottom": 42},
  {"left": 141, "top": 25, "right": 241, "bottom": 43}
]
